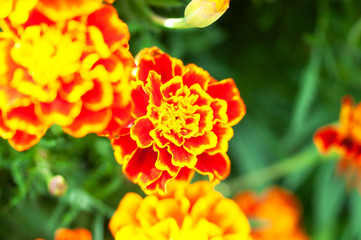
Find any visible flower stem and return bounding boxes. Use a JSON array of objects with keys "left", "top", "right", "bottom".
[{"left": 225, "top": 145, "right": 333, "bottom": 195}]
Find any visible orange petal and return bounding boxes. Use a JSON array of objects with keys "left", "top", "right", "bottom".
[
  {"left": 36, "top": 0, "right": 102, "bottom": 21},
  {"left": 195, "top": 152, "right": 230, "bottom": 182},
  {"left": 145, "top": 70, "right": 162, "bottom": 107},
  {"left": 59, "top": 73, "right": 94, "bottom": 103},
  {"left": 182, "top": 64, "right": 210, "bottom": 90},
  {"left": 210, "top": 99, "right": 228, "bottom": 124},
  {"left": 149, "top": 128, "right": 170, "bottom": 148},
  {"left": 111, "top": 133, "right": 137, "bottom": 165},
  {"left": 313, "top": 126, "right": 339, "bottom": 154},
  {"left": 160, "top": 76, "right": 183, "bottom": 100},
  {"left": 184, "top": 131, "right": 217, "bottom": 155},
  {"left": 167, "top": 143, "right": 197, "bottom": 168},
  {"left": 206, "top": 123, "right": 233, "bottom": 154},
  {"left": 4, "top": 102, "right": 45, "bottom": 135},
  {"left": 37, "top": 96, "right": 82, "bottom": 126},
  {"left": 207, "top": 78, "right": 246, "bottom": 126},
  {"left": 123, "top": 147, "right": 162, "bottom": 189},
  {"left": 130, "top": 117, "right": 154, "bottom": 148},
  {"left": 82, "top": 79, "right": 113, "bottom": 111},
  {"left": 136, "top": 47, "right": 179, "bottom": 84},
  {"left": 154, "top": 145, "right": 180, "bottom": 176},
  {"left": 131, "top": 81, "right": 149, "bottom": 118},
  {"left": 62, "top": 107, "right": 111, "bottom": 137},
  {"left": 87, "top": 5, "right": 130, "bottom": 50},
  {"left": 144, "top": 171, "right": 173, "bottom": 195},
  {"left": 8, "top": 130, "right": 45, "bottom": 151}
]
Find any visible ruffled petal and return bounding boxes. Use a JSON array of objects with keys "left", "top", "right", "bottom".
[
  {"left": 207, "top": 78, "right": 246, "bottom": 126},
  {"left": 195, "top": 152, "right": 230, "bottom": 182},
  {"left": 313, "top": 126, "right": 339, "bottom": 153},
  {"left": 62, "top": 107, "right": 111, "bottom": 138},
  {"left": 123, "top": 147, "right": 162, "bottom": 189},
  {"left": 130, "top": 117, "right": 154, "bottom": 148}
]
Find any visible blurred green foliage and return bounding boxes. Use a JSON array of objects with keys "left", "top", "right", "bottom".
[{"left": 1, "top": 0, "right": 361, "bottom": 239}]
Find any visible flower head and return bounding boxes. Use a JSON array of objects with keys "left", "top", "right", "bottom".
[
  {"left": 184, "top": 0, "right": 230, "bottom": 28},
  {"left": 110, "top": 47, "right": 246, "bottom": 194},
  {"left": 0, "top": 4, "right": 134, "bottom": 151},
  {"left": 0, "top": 0, "right": 113, "bottom": 26},
  {"left": 109, "top": 181, "right": 252, "bottom": 240},
  {"left": 314, "top": 96, "right": 361, "bottom": 188},
  {"left": 36, "top": 228, "right": 92, "bottom": 240},
  {"left": 234, "top": 187, "right": 309, "bottom": 240}
]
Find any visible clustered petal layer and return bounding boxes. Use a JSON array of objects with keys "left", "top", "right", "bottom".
[
  {"left": 234, "top": 187, "right": 309, "bottom": 240},
  {"left": 0, "top": 1, "right": 134, "bottom": 151},
  {"left": 314, "top": 96, "right": 361, "bottom": 188},
  {"left": 109, "top": 181, "right": 252, "bottom": 240},
  {"left": 110, "top": 47, "right": 246, "bottom": 194}
]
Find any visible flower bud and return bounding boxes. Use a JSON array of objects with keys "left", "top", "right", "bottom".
[
  {"left": 184, "top": 0, "right": 230, "bottom": 28},
  {"left": 48, "top": 175, "right": 67, "bottom": 197}
]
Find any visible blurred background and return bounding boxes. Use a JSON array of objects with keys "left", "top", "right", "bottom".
[{"left": 1, "top": 0, "right": 361, "bottom": 239}]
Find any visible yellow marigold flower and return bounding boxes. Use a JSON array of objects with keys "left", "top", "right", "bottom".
[
  {"left": 109, "top": 181, "right": 253, "bottom": 240},
  {"left": 110, "top": 47, "right": 246, "bottom": 195},
  {"left": 314, "top": 96, "right": 361, "bottom": 189},
  {"left": 0, "top": 0, "right": 114, "bottom": 26},
  {"left": 234, "top": 187, "right": 309, "bottom": 240},
  {"left": 0, "top": 5, "right": 134, "bottom": 151},
  {"left": 184, "top": 0, "right": 230, "bottom": 28},
  {"left": 36, "top": 228, "right": 92, "bottom": 240}
]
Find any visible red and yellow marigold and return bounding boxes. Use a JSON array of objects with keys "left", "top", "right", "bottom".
[
  {"left": 0, "top": 3, "right": 134, "bottom": 151},
  {"left": 0, "top": 0, "right": 115, "bottom": 26},
  {"left": 36, "top": 228, "right": 92, "bottom": 240},
  {"left": 109, "top": 181, "right": 252, "bottom": 240},
  {"left": 110, "top": 47, "right": 246, "bottom": 194},
  {"left": 314, "top": 96, "right": 361, "bottom": 188},
  {"left": 234, "top": 187, "right": 309, "bottom": 240}
]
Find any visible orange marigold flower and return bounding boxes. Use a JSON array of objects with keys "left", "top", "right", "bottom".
[
  {"left": 110, "top": 47, "right": 246, "bottom": 195},
  {"left": 0, "top": 4, "right": 134, "bottom": 151},
  {"left": 109, "top": 181, "right": 252, "bottom": 240},
  {"left": 234, "top": 187, "right": 309, "bottom": 240},
  {"left": 36, "top": 228, "right": 92, "bottom": 240},
  {"left": 0, "top": 0, "right": 114, "bottom": 26},
  {"left": 314, "top": 96, "right": 361, "bottom": 188}
]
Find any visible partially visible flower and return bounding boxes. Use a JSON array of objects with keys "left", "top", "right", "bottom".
[
  {"left": 184, "top": 0, "right": 230, "bottom": 28},
  {"left": 110, "top": 47, "right": 246, "bottom": 195},
  {"left": 48, "top": 175, "right": 67, "bottom": 197},
  {"left": 0, "top": 0, "right": 114, "bottom": 26},
  {"left": 109, "top": 181, "right": 252, "bottom": 240},
  {"left": 314, "top": 96, "right": 361, "bottom": 188},
  {"left": 0, "top": 4, "right": 134, "bottom": 151},
  {"left": 234, "top": 187, "right": 309, "bottom": 240},
  {"left": 36, "top": 228, "right": 92, "bottom": 240}
]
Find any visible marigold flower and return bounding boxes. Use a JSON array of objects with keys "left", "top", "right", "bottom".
[
  {"left": 36, "top": 228, "right": 92, "bottom": 240},
  {"left": 184, "top": 0, "right": 230, "bottom": 28},
  {"left": 314, "top": 96, "right": 361, "bottom": 188},
  {"left": 0, "top": 4, "right": 134, "bottom": 151},
  {"left": 234, "top": 187, "right": 309, "bottom": 240},
  {"left": 0, "top": 0, "right": 114, "bottom": 26},
  {"left": 110, "top": 47, "right": 246, "bottom": 194},
  {"left": 109, "top": 181, "right": 252, "bottom": 240}
]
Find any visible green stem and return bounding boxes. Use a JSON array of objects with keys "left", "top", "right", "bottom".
[
  {"left": 226, "top": 146, "right": 326, "bottom": 194},
  {"left": 132, "top": 0, "right": 191, "bottom": 29}
]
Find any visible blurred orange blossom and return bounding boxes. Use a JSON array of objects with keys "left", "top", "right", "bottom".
[
  {"left": 314, "top": 96, "right": 361, "bottom": 189},
  {"left": 109, "top": 181, "right": 252, "bottom": 240},
  {"left": 0, "top": 3, "right": 134, "bottom": 151},
  {"left": 234, "top": 187, "right": 309, "bottom": 240}
]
